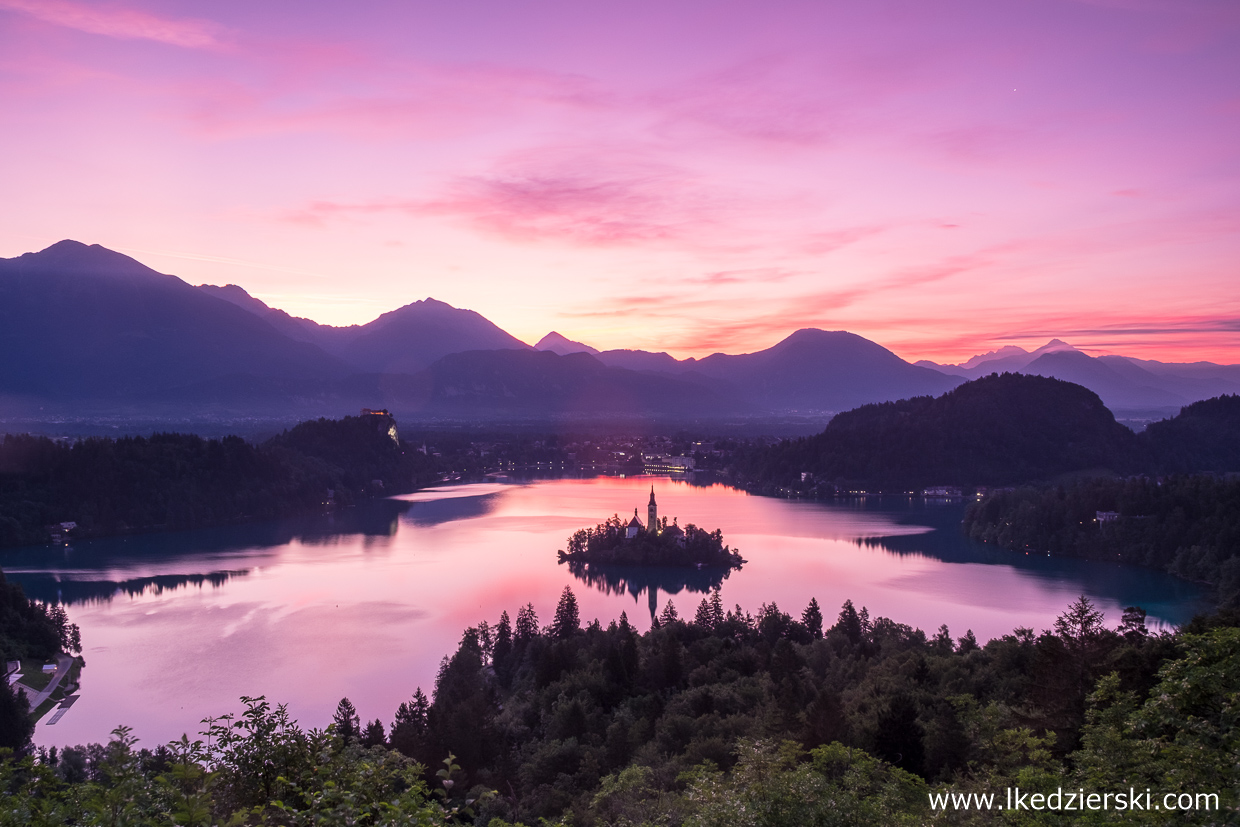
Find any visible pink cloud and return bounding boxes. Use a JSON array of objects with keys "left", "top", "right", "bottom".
[
  {"left": 655, "top": 257, "right": 987, "bottom": 354},
  {"left": 284, "top": 150, "right": 770, "bottom": 250},
  {"left": 0, "top": 0, "right": 226, "bottom": 48}
]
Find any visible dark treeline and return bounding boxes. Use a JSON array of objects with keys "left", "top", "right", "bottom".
[
  {"left": 732, "top": 376, "right": 1240, "bottom": 494},
  {"left": 12, "top": 592, "right": 1237, "bottom": 825},
  {"left": 373, "top": 587, "right": 1235, "bottom": 825},
  {"left": 965, "top": 475, "right": 1240, "bottom": 608},
  {"left": 0, "top": 413, "right": 442, "bottom": 547}
]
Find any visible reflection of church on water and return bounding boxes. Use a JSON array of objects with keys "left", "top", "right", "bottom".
[
  {"left": 567, "top": 559, "right": 729, "bottom": 621},
  {"left": 568, "top": 487, "right": 728, "bottom": 620}
]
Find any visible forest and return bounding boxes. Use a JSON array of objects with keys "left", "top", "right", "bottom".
[
  {"left": 732, "top": 377, "right": 1240, "bottom": 494},
  {"left": 3, "top": 589, "right": 1234, "bottom": 825},
  {"left": 964, "top": 474, "right": 1240, "bottom": 608},
  {"left": 0, "top": 413, "right": 442, "bottom": 548}
]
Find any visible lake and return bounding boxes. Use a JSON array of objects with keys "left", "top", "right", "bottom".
[{"left": 2, "top": 475, "right": 1207, "bottom": 748}]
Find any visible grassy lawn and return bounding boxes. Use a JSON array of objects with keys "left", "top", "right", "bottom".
[
  {"left": 17, "top": 659, "right": 57, "bottom": 692},
  {"left": 30, "top": 696, "right": 58, "bottom": 722}
]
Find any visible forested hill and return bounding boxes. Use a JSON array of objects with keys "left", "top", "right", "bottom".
[
  {"left": 1143, "top": 394, "right": 1240, "bottom": 472},
  {"left": 733, "top": 373, "right": 1144, "bottom": 491},
  {"left": 0, "top": 413, "right": 440, "bottom": 547}
]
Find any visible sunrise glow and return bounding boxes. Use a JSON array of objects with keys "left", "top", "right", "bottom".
[{"left": 2, "top": 0, "right": 1238, "bottom": 363}]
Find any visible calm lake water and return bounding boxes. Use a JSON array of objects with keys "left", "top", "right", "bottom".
[{"left": 3, "top": 475, "right": 1207, "bottom": 748}]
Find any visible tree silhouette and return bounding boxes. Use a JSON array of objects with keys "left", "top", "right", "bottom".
[
  {"left": 361, "top": 719, "right": 386, "bottom": 748},
  {"left": 834, "top": 599, "right": 863, "bottom": 647},
  {"left": 801, "top": 597, "right": 824, "bottom": 639},
  {"left": 551, "top": 586, "right": 581, "bottom": 639},
  {"left": 332, "top": 697, "right": 360, "bottom": 744}
]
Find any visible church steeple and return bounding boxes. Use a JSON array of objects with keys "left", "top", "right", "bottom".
[{"left": 648, "top": 486, "right": 658, "bottom": 535}]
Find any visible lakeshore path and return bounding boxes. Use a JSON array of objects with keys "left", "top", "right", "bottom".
[{"left": 14, "top": 652, "right": 77, "bottom": 715}]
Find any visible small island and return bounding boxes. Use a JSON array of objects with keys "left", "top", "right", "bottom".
[{"left": 557, "top": 487, "right": 745, "bottom": 569}]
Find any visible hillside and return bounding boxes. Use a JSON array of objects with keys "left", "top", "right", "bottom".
[
  {"left": 1144, "top": 394, "right": 1240, "bottom": 472},
  {"left": 0, "top": 242, "right": 346, "bottom": 401},
  {"left": 385, "top": 350, "right": 749, "bottom": 418},
  {"left": 735, "top": 373, "right": 1144, "bottom": 490}
]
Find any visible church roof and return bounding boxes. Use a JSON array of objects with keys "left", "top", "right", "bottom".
[
  {"left": 627, "top": 509, "right": 644, "bottom": 528},
  {"left": 664, "top": 522, "right": 684, "bottom": 537},
  {"left": 649, "top": 486, "right": 656, "bottom": 506}
]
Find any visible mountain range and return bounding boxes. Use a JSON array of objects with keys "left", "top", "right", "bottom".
[
  {"left": 915, "top": 342, "right": 1240, "bottom": 412},
  {"left": 2, "top": 240, "right": 1237, "bottom": 424}
]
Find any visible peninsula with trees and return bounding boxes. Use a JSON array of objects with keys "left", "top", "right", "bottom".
[{"left": 557, "top": 487, "right": 745, "bottom": 569}]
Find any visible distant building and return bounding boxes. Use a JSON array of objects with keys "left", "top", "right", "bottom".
[
  {"left": 664, "top": 519, "right": 686, "bottom": 548},
  {"left": 361, "top": 408, "right": 399, "bottom": 444},
  {"left": 643, "top": 454, "right": 696, "bottom": 473},
  {"left": 1096, "top": 511, "right": 1120, "bottom": 523},
  {"left": 923, "top": 486, "right": 962, "bottom": 498},
  {"left": 625, "top": 510, "right": 644, "bottom": 539}
]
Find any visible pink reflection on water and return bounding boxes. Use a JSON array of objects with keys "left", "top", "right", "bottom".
[{"left": 32, "top": 476, "right": 1194, "bottom": 748}]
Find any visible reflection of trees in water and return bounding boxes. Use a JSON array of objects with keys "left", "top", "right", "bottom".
[
  {"left": 566, "top": 561, "right": 735, "bottom": 621},
  {"left": 850, "top": 514, "right": 1206, "bottom": 623},
  {"left": 14, "top": 570, "right": 247, "bottom": 606},
  {"left": 397, "top": 492, "right": 500, "bottom": 527}
]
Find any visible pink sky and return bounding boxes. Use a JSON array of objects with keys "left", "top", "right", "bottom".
[{"left": 2, "top": 0, "right": 1238, "bottom": 363}]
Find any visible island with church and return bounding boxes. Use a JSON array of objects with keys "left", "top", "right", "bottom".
[{"left": 557, "top": 487, "right": 745, "bottom": 569}]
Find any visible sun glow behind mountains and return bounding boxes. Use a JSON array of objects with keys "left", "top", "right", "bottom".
[{"left": 1, "top": 0, "right": 1238, "bottom": 363}]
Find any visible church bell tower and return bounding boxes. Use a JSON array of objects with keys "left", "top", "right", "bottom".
[{"left": 648, "top": 487, "right": 658, "bottom": 535}]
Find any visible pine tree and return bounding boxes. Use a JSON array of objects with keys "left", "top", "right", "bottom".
[
  {"left": 493, "top": 610, "right": 513, "bottom": 669},
  {"left": 515, "top": 603, "right": 539, "bottom": 643},
  {"left": 709, "top": 588, "right": 724, "bottom": 627},
  {"left": 659, "top": 600, "right": 679, "bottom": 625},
  {"left": 835, "top": 599, "right": 862, "bottom": 646},
  {"left": 802, "top": 597, "right": 824, "bottom": 639},
  {"left": 390, "top": 688, "right": 431, "bottom": 759},
  {"left": 694, "top": 598, "right": 716, "bottom": 630},
  {"left": 361, "top": 719, "right": 386, "bottom": 748},
  {"left": 333, "top": 697, "right": 361, "bottom": 744},
  {"left": 932, "top": 624, "right": 954, "bottom": 653},
  {"left": 551, "top": 586, "right": 581, "bottom": 638},
  {"left": 1055, "top": 595, "right": 1106, "bottom": 647}
]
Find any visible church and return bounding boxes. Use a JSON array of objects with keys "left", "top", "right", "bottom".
[{"left": 624, "top": 487, "right": 686, "bottom": 546}]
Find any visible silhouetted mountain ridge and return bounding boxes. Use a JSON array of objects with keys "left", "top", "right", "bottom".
[
  {"left": 0, "top": 241, "right": 347, "bottom": 399},
  {"left": 6, "top": 240, "right": 1236, "bottom": 422}
]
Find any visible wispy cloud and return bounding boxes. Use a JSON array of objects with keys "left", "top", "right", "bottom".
[
  {"left": 285, "top": 150, "right": 770, "bottom": 250},
  {"left": 0, "top": 0, "right": 226, "bottom": 48},
  {"left": 558, "top": 253, "right": 985, "bottom": 355}
]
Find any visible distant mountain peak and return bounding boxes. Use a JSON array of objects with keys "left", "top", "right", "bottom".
[
  {"left": 958, "top": 345, "right": 1028, "bottom": 370},
  {"left": 536, "top": 331, "right": 600, "bottom": 356},
  {"left": 13, "top": 239, "right": 159, "bottom": 278},
  {"left": 1031, "top": 338, "right": 1079, "bottom": 355}
]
